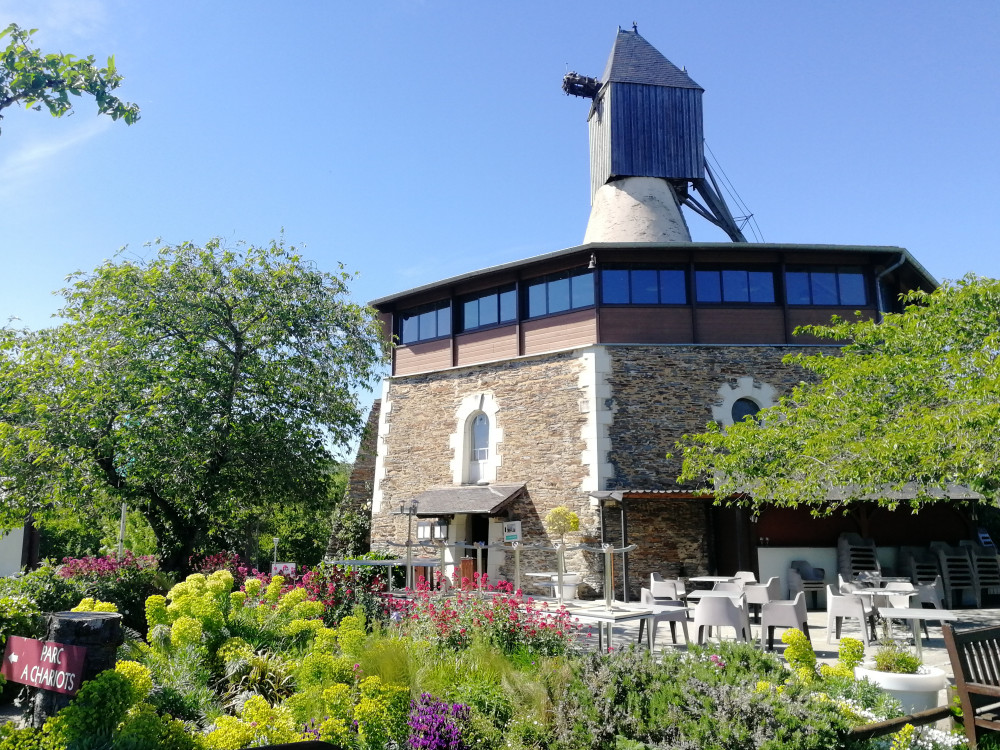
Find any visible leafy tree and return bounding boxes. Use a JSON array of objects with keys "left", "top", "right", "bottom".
[
  {"left": 677, "top": 274, "right": 1000, "bottom": 515},
  {"left": 0, "top": 239, "right": 386, "bottom": 571},
  {"left": 0, "top": 22, "right": 139, "bottom": 134}
]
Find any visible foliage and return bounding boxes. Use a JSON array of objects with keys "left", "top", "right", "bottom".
[
  {"left": 839, "top": 637, "right": 867, "bottom": 670},
  {"left": 0, "top": 239, "right": 387, "bottom": 571},
  {"left": 390, "top": 578, "right": 578, "bottom": 656},
  {"left": 544, "top": 506, "right": 580, "bottom": 542},
  {"left": 299, "top": 556, "right": 399, "bottom": 627},
  {"left": 678, "top": 275, "right": 1000, "bottom": 513},
  {"left": 0, "top": 562, "right": 86, "bottom": 614},
  {"left": 0, "top": 23, "right": 138, "bottom": 135},
  {"left": 408, "top": 693, "right": 471, "bottom": 750},
  {"left": 58, "top": 552, "right": 165, "bottom": 632},
  {"left": 203, "top": 694, "right": 303, "bottom": 749},
  {"left": 0, "top": 594, "right": 40, "bottom": 688},
  {"left": 872, "top": 639, "right": 922, "bottom": 675}
]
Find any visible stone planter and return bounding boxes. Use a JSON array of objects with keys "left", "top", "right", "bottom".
[
  {"left": 553, "top": 573, "right": 581, "bottom": 600},
  {"left": 854, "top": 664, "right": 947, "bottom": 714}
]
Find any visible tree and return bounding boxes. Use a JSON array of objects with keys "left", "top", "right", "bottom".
[
  {"left": 0, "top": 239, "right": 387, "bottom": 571},
  {"left": 0, "top": 23, "right": 139, "bottom": 134},
  {"left": 677, "top": 274, "right": 1000, "bottom": 515}
]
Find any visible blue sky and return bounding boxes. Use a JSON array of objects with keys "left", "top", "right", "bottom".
[{"left": 2, "top": 2, "right": 999, "bottom": 331}]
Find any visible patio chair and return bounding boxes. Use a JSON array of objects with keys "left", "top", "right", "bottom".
[
  {"left": 637, "top": 587, "right": 690, "bottom": 648},
  {"left": 734, "top": 570, "right": 757, "bottom": 585},
  {"left": 788, "top": 560, "right": 825, "bottom": 608},
  {"left": 744, "top": 576, "right": 780, "bottom": 622},
  {"left": 693, "top": 593, "right": 751, "bottom": 645},
  {"left": 760, "top": 591, "right": 810, "bottom": 650},
  {"left": 917, "top": 575, "right": 946, "bottom": 609},
  {"left": 650, "top": 573, "right": 686, "bottom": 602},
  {"left": 826, "top": 584, "right": 876, "bottom": 645}
]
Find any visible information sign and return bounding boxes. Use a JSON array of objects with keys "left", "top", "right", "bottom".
[
  {"left": 1, "top": 636, "right": 87, "bottom": 696},
  {"left": 271, "top": 562, "right": 297, "bottom": 576},
  {"left": 503, "top": 521, "right": 522, "bottom": 542}
]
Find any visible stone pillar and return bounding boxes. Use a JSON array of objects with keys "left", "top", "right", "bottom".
[{"left": 29, "top": 612, "right": 123, "bottom": 728}]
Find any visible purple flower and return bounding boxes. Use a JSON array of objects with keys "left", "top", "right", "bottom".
[{"left": 407, "top": 693, "right": 470, "bottom": 750}]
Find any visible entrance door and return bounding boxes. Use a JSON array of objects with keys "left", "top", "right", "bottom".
[{"left": 469, "top": 514, "right": 490, "bottom": 578}]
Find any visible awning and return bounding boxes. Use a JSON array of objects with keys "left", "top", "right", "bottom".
[{"left": 406, "top": 484, "right": 526, "bottom": 517}]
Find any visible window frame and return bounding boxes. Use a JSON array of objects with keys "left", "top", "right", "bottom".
[
  {"left": 457, "top": 284, "right": 518, "bottom": 334},
  {"left": 599, "top": 265, "right": 689, "bottom": 306},
  {"left": 784, "top": 265, "right": 869, "bottom": 307},
  {"left": 694, "top": 266, "right": 778, "bottom": 306},
  {"left": 522, "top": 267, "right": 596, "bottom": 320},
  {"left": 397, "top": 299, "right": 452, "bottom": 345}
]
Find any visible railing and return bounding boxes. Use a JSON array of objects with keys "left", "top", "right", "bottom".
[{"left": 380, "top": 539, "right": 637, "bottom": 609}]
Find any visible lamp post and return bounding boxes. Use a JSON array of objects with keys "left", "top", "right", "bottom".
[{"left": 272, "top": 536, "right": 279, "bottom": 567}]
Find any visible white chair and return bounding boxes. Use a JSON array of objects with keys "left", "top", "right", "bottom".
[
  {"left": 637, "top": 588, "right": 690, "bottom": 648},
  {"left": 760, "top": 591, "right": 810, "bottom": 650},
  {"left": 744, "top": 576, "right": 781, "bottom": 622},
  {"left": 917, "top": 575, "right": 945, "bottom": 609},
  {"left": 693, "top": 593, "right": 751, "bottom": 644},
  {"left": 734, "top": 570, "right": 758, "bottom": 585},
  {"left": 826, "top": 584, "right": 876, "bottom": 645},
  {"left": 650, "top": 573, "right": 686, "bottom": 602}
]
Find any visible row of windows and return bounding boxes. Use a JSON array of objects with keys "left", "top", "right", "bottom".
[{"left": 398, "top": 265, "right": 869, "bottom": 343}]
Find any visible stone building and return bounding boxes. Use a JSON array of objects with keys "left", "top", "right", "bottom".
[{"left": 359, "top": 28, "right": 966, "bottom": 598}]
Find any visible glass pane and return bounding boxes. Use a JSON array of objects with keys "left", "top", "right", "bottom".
[
  {"left": 722, "top": 270, "right": 749, "bottom": 303},
  {"left": 401, "top": 313, "right": 419, "bottom": 344},
  {"left": 571, "top": 270, "right": 594, "bottom": 308},
  {"left": 695, "top": 270, "right": 722, "bottom": 303},
  {"left": 632, "top": 270, "right": 659, "bottom": 304},
  {"left": 437, "top": 305, "right": 451, "bottom": 336},
  {"left": 548, "top": 275, "right": 570, "bottom": 313},
  {"left": 748, "top": 271, "right": 775, "bottom": 303},
  {"left": 838, "top": 271, "right": 867, "bottom": 305},
  {"left": 419, "top": 309, "right": 438, "bottom": 339},
  {"left": 601, "top": 269, "right": 630, "bottom": 304},
  {"left": 811, "top": 271, "right": 838, "bottom": 305},
  {"left": 462, "top": 298, "right": 479, "bottom": 331},
  {"left": 472, "top": 413, "right": 489, "bottom": 451},
  {"left": 479, "top": 294, "right": 498, "bottom": 326},
  {"left": 785, "top": 271, "right": 811, "bottom": 305},
  {"left": 499, "top": 288, "right": 517, "bottom": 321},
  {"left": 527, "top": 280, "right": 547, "bottom": 317},
  {"left": 731, "top": 398, "right": 761, "bottom": 423},
  {"left": 660, "top": 270, "right": 686, "bottom": 303}
]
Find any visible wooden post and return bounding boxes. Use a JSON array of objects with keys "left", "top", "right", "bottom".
[{"left": 29, "top": 612, "right": 123, "bottom": 728}]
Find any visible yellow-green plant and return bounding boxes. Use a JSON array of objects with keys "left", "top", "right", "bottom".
[
  {"left": 838, "top": 637, "right": 865, "bottom": 670},
  {"left": 543, "top": 506, "right": 579, "bottom": 543},
  {"left": 203, "top": 694, "right": 303, "bottom": 749},
  {"left": 70, "top": 597, "right": 117, "bottom": 613}
]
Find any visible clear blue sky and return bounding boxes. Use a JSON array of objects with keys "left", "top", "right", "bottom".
[{"left": 2, "top": 2, "right": 999, "bottom": 328}]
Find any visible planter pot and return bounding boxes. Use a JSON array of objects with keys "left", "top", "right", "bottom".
[
  {"left": 854, "top": 664, "right": 947, "bottom": 714},
  {"left": 553, "top": 573, "right": 581, "bottom": 600}
]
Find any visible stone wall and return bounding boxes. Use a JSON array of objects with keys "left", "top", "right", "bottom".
[{"left": 370, "top": 351, "right": 601, "bottom": 591}]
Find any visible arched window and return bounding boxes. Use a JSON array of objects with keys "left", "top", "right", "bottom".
[
  {"left": 731, "top": 397, "right": 761, "bottom": 424},
  {"left": 468, "top": 412, "right": 489, "bottom": 484}
]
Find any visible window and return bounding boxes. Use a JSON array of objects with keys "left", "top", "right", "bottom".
[
  {"left": 601, "top": 267, "right": 687, "bottom": 305},
  {"left": 695, "top": 268, "right": 775, "bottom": 304},
  {"left": 459, "top": 285, "right": 517, "bottom": 332},
  {"left": 731, "top": 398, "right": 761, "bottom": 423},
  {"left": 785, "top": 266, "right": 868, "bottom": 306},
  {"left": 398, "top": 300, "right": 451, "bottom": 344},
  {"left": 524, "top": 269, "right": 594, "bottom": 318},
  {"left": 468, "top": 412, "right": 489, "bottom": 484}
]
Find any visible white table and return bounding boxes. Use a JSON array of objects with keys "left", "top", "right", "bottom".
[
  {"left": 686, "top": 589, "right": 744, "bottom": 601},
  {"left": 565, "top": 605, "right": 655, "bottom": 650},
  {"left": 849, "top": 588, "right": 917, "bottom": 609},
  {"left": 878, "top": 607, "right": 958, "bottom": 659},
  {"left": 688, "top": 576, "right": 737, "bottom": 585}
]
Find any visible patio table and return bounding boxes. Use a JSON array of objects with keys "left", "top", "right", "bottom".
[
  {"left": 878, "top": 607, "right": 958, "bottom": 660},
  {"left": 686, "top": 589, "right": 743, "bottom": 601},
  {"left": 565, "top": 604, "right": 655, "bottom": 651}
]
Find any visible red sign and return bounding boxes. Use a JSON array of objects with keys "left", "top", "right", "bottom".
[{"left": 1, "top": 636, "right": 87, "bottom": 695}]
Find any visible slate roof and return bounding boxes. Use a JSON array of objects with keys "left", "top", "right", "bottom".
[
  {"left": 408, "top": 484, "right": 526, "bottom": 516},
  {"left": 600, "top": 28, "right": 702, "bottom": 90}
]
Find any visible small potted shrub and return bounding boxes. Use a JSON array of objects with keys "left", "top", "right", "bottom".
[
  {"left": 853, "top": 638, "right": 947, "bottom": 713},
  {"left": 543, "top": 506, "right": 581, "bottom": 599}
]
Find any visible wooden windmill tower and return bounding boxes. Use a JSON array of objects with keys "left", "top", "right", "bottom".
[{"left": 564, "top": 25, "right": 747, "bottom": 243}]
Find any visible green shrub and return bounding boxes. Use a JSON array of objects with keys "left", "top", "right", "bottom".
[
  {"left": 0, "top": 563, "right": 86, "bottom": 614},
  {"left": 872, "top": 639, "right": 921, "bottom": 674}
]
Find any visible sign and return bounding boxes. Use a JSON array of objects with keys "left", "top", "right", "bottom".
[
  {"left": 271, "top": 562, "right": 297, "bottom": 577},
  {"left": 503, "top": 521, "right": 522, "bottom": 542},
  {"left": 1, "top": 636, "right": 87, "bottom": 696}
]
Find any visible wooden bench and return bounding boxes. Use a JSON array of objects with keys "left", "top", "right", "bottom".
[{"left": 944, "top": 622, "right": 1000, "bottom": 748}]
